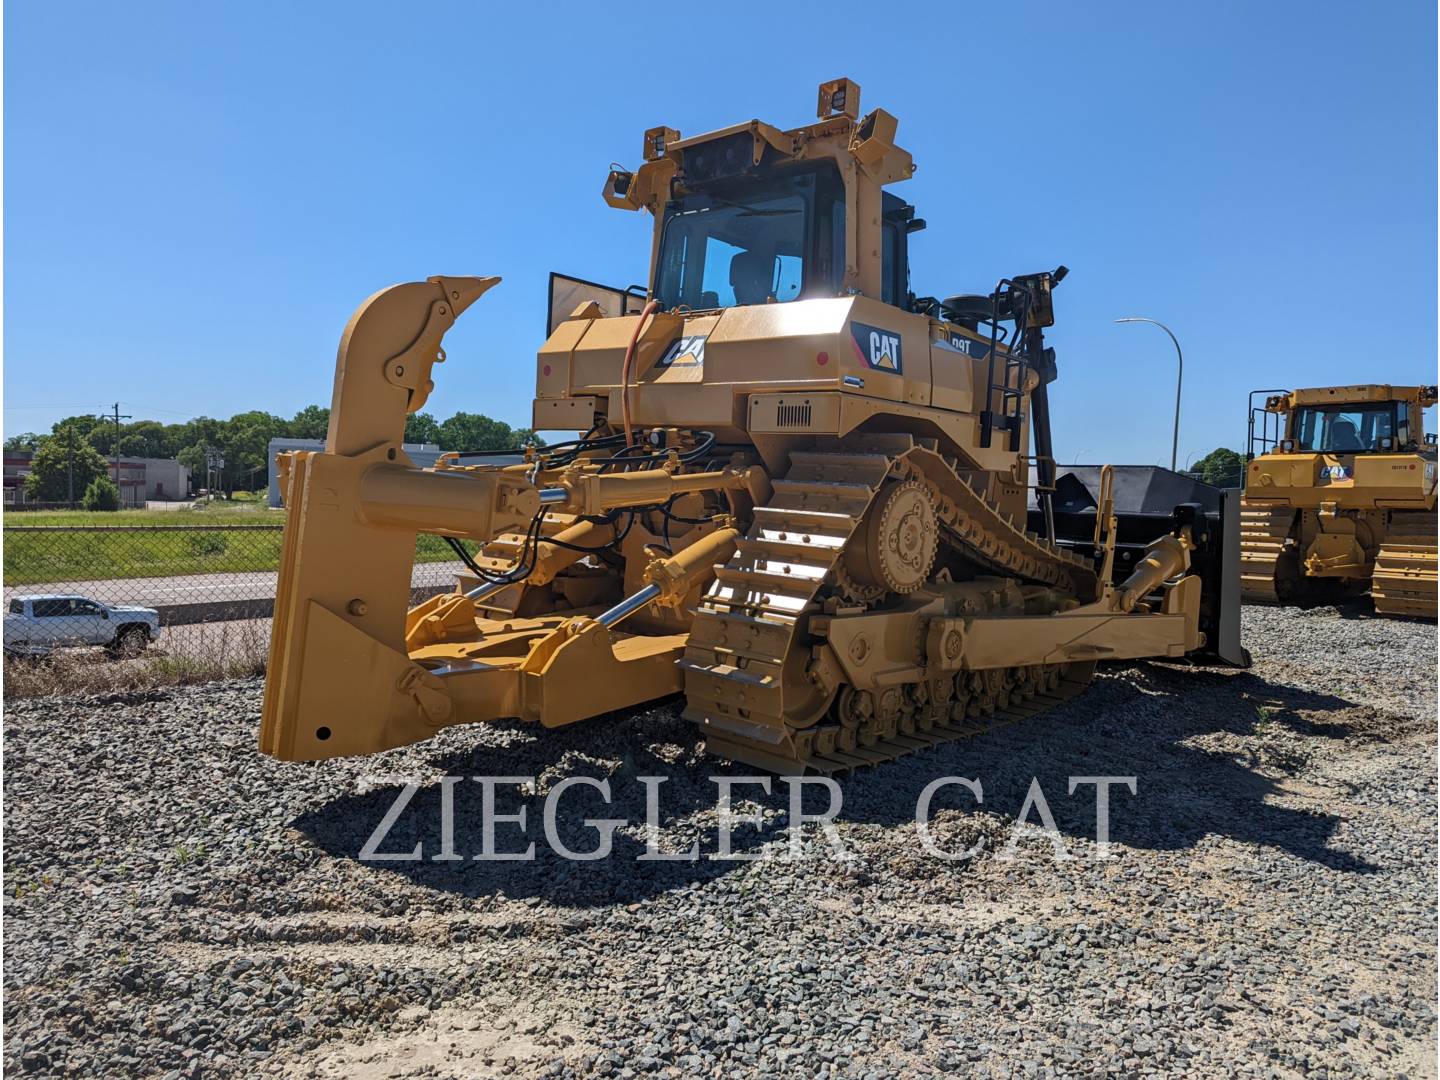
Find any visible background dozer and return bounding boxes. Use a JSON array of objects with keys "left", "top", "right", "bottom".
[
  {"left": 1240, "top": 384, "right": 1438, "bottom": 617},
  {"left": 261, "top": 79, "right": 1245, "bottom": 774}
]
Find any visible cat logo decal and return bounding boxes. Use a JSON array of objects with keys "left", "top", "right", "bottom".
[
  {"left": 849, "top": 322, "right": 902, "bottom": 374},
  {"left": 659, "top": 335, "right": 707, "bottom": 368}
]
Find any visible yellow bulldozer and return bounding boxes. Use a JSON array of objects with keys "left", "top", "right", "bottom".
[
  {"left": 260, "top": 79, "right": 1245, "bottom": 774},
  {"left": 1240, "top": 384, "right": 1438, "bottom": 617}
]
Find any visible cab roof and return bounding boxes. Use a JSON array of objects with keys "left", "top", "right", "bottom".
[{"left": 1268, "top": 384, "right": 1438, "bottom": 410}]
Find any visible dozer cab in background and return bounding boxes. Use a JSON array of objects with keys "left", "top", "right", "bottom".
[
  {"left": 1240, "top": 385, "right": 1438, "bottom": 618},
  {"left": 261, "top": 79, "right": 1245, "bottom": 774}
]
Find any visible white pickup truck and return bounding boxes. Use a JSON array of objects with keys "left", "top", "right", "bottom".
[{"left": 4, "top": 595, "right": 160, "bottom": 657}]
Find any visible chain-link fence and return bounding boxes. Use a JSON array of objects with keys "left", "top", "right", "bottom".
[{"left": 3, "top": 523, "right": 469, "bottom": 696}]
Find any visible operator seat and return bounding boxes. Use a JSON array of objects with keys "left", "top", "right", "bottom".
[
  {"left": 730, "top": 249, "right": 773, "bottom": 306},
  {"left": 1329, "top": 419, "right": 1364, "bottom": 451}
]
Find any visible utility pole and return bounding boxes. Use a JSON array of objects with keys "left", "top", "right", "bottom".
[
  {"left": 66, "top": 424, "right": 75, "bottom": 509},
  {"left": 102, "top": 402, "right": 132, "bottom": 504},
  {"left": 204, "top": 446, "right": 225, "bottom": 503}
]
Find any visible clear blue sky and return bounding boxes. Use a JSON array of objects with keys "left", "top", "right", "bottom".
[{"left": 5, "top": 1, "right": 1435, "bottom": 466}]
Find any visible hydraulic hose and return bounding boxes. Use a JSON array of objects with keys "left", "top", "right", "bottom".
[{"left": 620, "top": 299, "right": 659, "bottom": 448}]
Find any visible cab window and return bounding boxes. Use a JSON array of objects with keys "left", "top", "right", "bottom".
[
  {"left": 654, "top": 164, "right": 843, "bottom": 310},
  {"left": 1294, "top": 404, "right": 1399, "bottom": 452}
]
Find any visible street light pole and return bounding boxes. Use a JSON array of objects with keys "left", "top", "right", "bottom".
[{"left": 1115, "top": 317, "right": 1183, "bottom": 472}]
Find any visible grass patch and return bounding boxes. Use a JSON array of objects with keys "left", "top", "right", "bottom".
[
  {"left": 1254, "top": 704, "right": 1277, "bottom": 733},
  {"left": 3, "top": 527, "right": 287, "bottom": 585},
  {"left": 3, "top": 501, "right": 276, "bottom": 528},
  {"left": 4, "top": 521, "right": 477, "bottom": 584}
]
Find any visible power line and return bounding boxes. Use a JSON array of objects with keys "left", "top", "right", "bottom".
[
  {"left": 118, "top": 402, "right": 208, "bottom": 418},
  {"left": 5, "top": 401, "right": 203, "bottom": 417}
]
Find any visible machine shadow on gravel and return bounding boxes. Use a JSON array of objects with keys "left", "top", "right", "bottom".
[{"left": 294, "top": 661, "right": 1381, "bottom": 905}]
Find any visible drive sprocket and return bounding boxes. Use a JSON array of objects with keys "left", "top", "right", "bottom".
[{"left": 842, "top": 478, "right": 938, "bottom": 596}]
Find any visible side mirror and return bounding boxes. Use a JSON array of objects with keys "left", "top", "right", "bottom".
[{"left": 101, "top": 610, "right": 109, "bottom": 620}]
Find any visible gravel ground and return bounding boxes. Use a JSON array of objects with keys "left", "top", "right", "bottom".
[{"left": 4, "top": 604, "right": 1436, "bottom": 1078}]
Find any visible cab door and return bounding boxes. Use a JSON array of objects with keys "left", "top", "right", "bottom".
[
  {"left": 68, "top": 599, "right": 110, "bottom": 644},
  {"left": 29, "top": 598, "right": 71, "bottom": 644}
]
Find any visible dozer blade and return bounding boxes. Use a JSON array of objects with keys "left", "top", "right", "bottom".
[{"left": 1031, "top": 467, "right": 1249, "bottom": 667}]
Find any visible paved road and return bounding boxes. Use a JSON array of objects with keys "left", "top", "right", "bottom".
[{"left": 3, "top": 561, "right": 468, "bottom": 610}]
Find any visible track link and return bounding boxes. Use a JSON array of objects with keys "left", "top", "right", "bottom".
[
  {"left": 1239, "top": 500, "right": 1294, "bottom": 604},
  {"left": 680, "top": 438, "right": 1098, "bottom": 773},
  {"left": 1372, "top": 510, "right": 1438, "bottom": 619}
]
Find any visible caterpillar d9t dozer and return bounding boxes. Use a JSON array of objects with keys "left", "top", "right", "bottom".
[
  {"left": 261, "top": 79, "right": 1244, "bottom": 774},
  {"left": 1240, "top": 384, "right": 1438, "bottom": 617}
]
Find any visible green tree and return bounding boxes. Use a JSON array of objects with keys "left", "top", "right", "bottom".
[
  {"left": 160, "top": 423, "right": 193, "bottom": 458},
  {"left": 115, "top": 420, "right": 170, "bottom": 459},
  {"left": 50, "top": 414, "right": 108, "bottom": 456},
  {"left": 178, "top": 442, "right": 210, "bottom": 482},
  {"left": 1193, "top": 447, "right": 1244, "bottom": 488},
  {"left": 51, "top": 414, "right": 103, "bottom": 440},
  {"left": 24, "top": 428, "right": 110, "bottom": 503},
  {"left": 405, "top": 411, "right": 441, "bottom": 446},
  {"left": 81, "top": 475, "right": 121, "bottom": 511},
  {"left": 85, "top": 422, "right": 121, "bottom": 457},
  {"left": 171, "top": 417, "right": 224, "bottom": 462},
  {"left": 289, "top": 404, "right": 330, "bottom": 441},
  {"left": 220, "top": 410, "right": 288, "bottom": 494},
  {"left": 511, "top": 428, "right": 546, "bottom": 448},
  {"left": 438, "top": 412, "right": 515, "bottom": 452},
  {"left": 3, "top": 432, "right": 41, "bottom": 451}
]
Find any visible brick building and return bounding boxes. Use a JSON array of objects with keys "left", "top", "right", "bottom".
[{"left": 3, "top": 451, "right": 191, "bottom": 507}]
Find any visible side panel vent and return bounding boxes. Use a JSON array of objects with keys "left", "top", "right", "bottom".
[
  {"left": 776, "top": 401, "right": 812, "bottom": 428},
  {"left": 747, "top": 392, "right": 839, "bottom": 435}
]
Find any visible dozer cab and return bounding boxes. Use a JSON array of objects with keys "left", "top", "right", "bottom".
[
  {"left": 261, "top": 79, "right": 1245, "bottom": 774},
  {"left": 1240, "top": 384, "right": 1438, "bottom": 617}
]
